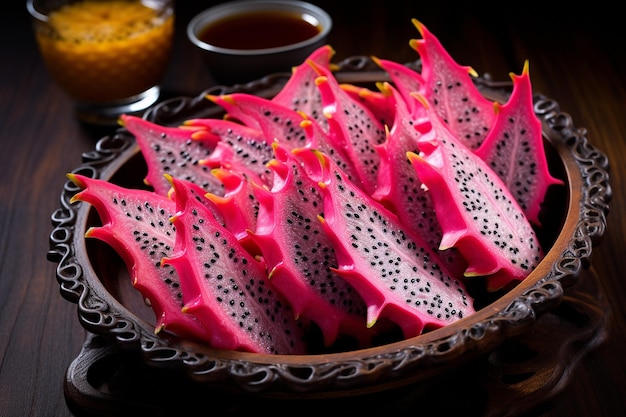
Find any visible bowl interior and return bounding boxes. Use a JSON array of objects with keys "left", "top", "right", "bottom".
[{"left": 84, "top": 78, "right": 571, "bottom": 359}]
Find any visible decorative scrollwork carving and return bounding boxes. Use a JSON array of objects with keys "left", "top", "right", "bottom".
[{"left": 48, "top": 129, "right": 145, "bottom": 349}]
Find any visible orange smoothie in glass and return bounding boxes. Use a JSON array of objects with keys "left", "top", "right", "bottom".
[{"left": 34, "top": 0, "right": 174, "bottom": 103}]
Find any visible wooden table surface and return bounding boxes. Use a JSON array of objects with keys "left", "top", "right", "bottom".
[{"left": 1, "top": 2, "right": 624, "bottom": 416}]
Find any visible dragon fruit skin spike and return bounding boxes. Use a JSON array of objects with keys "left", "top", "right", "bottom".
[
  {"left": 67, "top": 173, "right": 211, "bottom": 343},
  {"left": 248, "top": 143, "right": 374, "bottom": 348},
  {"left": 408, "top": 95, "right": 544, "bottom": 291},
  {"left": 205, "top": 167, "right": 261, "bottom": 256},
  {"left": 163, "top": 176, "right": 307, "bottom": 354},
  {"left": 294, "top": 148, "right": 475, "bottom": 339},
  {"left": 373, "top": 56, "right": 426, "bottom": 118},
  {"left": 184, "top": 118, "right": 276, "bottom": 188},
  {"left": 410, "top": 19, "right": 496, "bottom": 151},
  {"left": 474, "top": 61, "right": 564, "bottom": 227},
  {"left": 120, "top": 114, "right": 224, "bottom": 197}
]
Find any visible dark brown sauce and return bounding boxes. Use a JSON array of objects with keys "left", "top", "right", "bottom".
[{"left": 198, "top": 11, "right": 321, "bottom": 50}]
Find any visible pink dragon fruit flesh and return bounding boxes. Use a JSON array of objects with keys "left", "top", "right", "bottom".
[
  {"left": 474, "top": 61, "right": 564, "bottom": 227},
  {"left": 249, "top": 143, "right": 376, "bottom": 348},
  {"left": 408, "top": 94, "right": 545, "bottom": 291},
  {"left": 163, "top": 176, "right": 308, "bottom": 354},
  {"left": 294, "top": 147, "right": 475, "bottom": 339}
]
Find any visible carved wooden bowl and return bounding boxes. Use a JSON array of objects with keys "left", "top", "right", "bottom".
[{"left": 48, "top": 57, "right": 611, "bottom": 406}]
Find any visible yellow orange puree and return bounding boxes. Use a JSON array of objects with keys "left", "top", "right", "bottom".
[{"left": 35, "top": 1, "right": 174, "bottom": 102}]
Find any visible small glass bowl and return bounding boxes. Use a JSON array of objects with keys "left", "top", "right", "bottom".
[{"left": 187, "top": 0, "right": 332, "bottom": 85}]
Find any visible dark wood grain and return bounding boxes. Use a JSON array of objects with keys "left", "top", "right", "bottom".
[{"left": 1, "top": 1, "right": 624, "bottom": 416}]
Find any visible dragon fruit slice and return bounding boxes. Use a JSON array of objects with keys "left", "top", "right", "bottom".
[
  {"left": 120, "top": 114, "right": 224, "bottom": 197},
  {"left": 272, "top": 44, "right": 335, "bottom": 130},
  {"left": 410, "top": 19, "right": 496, "bottom": 150},
  {"left": 294, "top": 148, "right": 475, "bottom": 338},
  {"left": 67, "top": 173, "right": 211, "bottom": 342},
  {"left": 311, "top": 61, "right": 387, "bottom": 195},
  {"left": 474, "top": 61, "right": 564, "bottom": 226},
  {"left": 408, "top": 96, "right": 544, "bottom": 291},
  {"left": 163, "top": 176, "right": 307, "bottom": 354},
  {"left": 248, "top": 144, "right": 373, "bottom": 348},
  {"left": 372, "top": 83, "right": 467, "bottom": 277}
]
